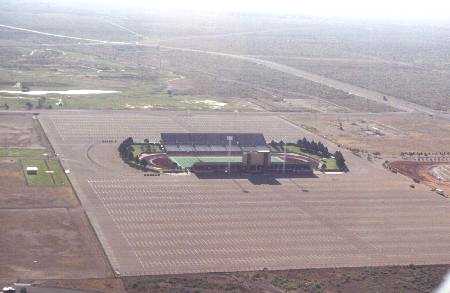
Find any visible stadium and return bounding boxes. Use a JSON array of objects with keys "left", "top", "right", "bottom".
[{"left": 135, "top": 132, "right": 314, "bottom": 175}]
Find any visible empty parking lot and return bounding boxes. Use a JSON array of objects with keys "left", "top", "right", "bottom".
[{"left": 39, "top": 110, "right": 450, "bottom": 276}]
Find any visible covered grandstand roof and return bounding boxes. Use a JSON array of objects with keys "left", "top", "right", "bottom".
[{"left": 161, "top": 133, "right": 267, "bottom": 147}]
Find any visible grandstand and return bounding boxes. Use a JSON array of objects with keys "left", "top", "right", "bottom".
[{"left": 161, "top": 133, "right": 269, "bottom": 155}]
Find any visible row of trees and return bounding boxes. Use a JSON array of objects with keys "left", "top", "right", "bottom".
[
  {"left": 296, "top": 137, "right": 331, "bottom": 158},
  {"left": 269, "top": 138, "right": 347, "bottom": 171},
  {"left": 269, "top": 137, "right": 331, "bottom": 158},
  {"left": 334, "top": 150, "right": 347, "bottom": 171},
  {"left": 118, "top": 137, "right": 149, "bottom": 169}
]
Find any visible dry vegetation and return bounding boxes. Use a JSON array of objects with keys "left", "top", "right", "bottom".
[
  {"left": 124, "top": 265, "right": 450, "bottom": 293},
  {"left": 162, "top": 49, "right": 395, "bottom": 112},
  {"left": 284, "top": 112, "right": 450, "bottom": 156},
  {"left": 162, "top": 24, "right": 450, "bottom": 112},
  {"left": 269, "top": 57, "right": 450, "bottom": 111}
]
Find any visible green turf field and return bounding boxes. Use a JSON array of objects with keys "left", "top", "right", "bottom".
[
  {"left": 21, "top": 159, "right": 68, "bottom": 186},
  {"left": 170, "top": 155, "right": 284, "bottom": 169}
]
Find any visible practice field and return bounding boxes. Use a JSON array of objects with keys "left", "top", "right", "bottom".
[
  {"left": 39, "top": 110, "right": 450, "bottom": 276},
  {"left": 21, "top": 158, "right": 68, "bottom": 186}
]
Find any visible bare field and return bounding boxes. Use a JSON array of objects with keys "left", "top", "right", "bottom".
[
  {"left": 0, "top": 208, "right": 111, "bottom": 280},
  {"left": 0, "top": 114, "right": 47, "bottom": 148},
  {"left": 39, "top": 110, "right": 450, "bottom": 277},
  {"left": 284, "top": 112, "right": 450, "bottom": 156},
  {"left": 0, "top": 114, "right": 113, "bottom": 283}
]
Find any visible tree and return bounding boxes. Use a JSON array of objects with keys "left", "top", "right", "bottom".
[
  {"left": 25, "top": 102, "right": 33, "bottom": 110},
  {"left": 334, "top": 151, "right": 347, "bottom": 171},
  {"left": 37, "top": 96, "right": 46, "bottom": 109},
  {"left": 302, "top": 138, "right": 311, "bottom": 151},
  {"left": 317, "top": 141, "right": 325, "bottom": 153},
  {"left": 141, "top": 159, "right": 148, "bottom": 167},
  {"left": 323, "top": 146, "right": 330, "bottom": 157},
  {"left": 310, "top": 141, "right": 318, "bottom": 153},
  {"left": 127, "top": 151, "right": 134, "bottom": 161}
]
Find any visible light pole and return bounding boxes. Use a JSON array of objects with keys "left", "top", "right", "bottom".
[{"left": 227, "top": 136, "right": 233, "bottom": 173}]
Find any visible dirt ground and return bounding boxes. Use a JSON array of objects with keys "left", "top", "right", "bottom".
[
  {"left": 26, "top": 278, "right": 125, "bottom": 293},
  {"left": 0, "top": 113, "right": 48, "bottom": 148},
  {"left": 123, "top": 264, "right": 450, "bottom": 293},
  {"left": 388, "top": 161, "right": 450, "bottom": 195},
  {"left": 284, "top": 112, "right": 450, "bottom": 156},
  {"left": 0, "top": 208, "right": 111, "bottom": 280},
  {"left": 0, "top": 114, "right": 114, "bottom": 287}
]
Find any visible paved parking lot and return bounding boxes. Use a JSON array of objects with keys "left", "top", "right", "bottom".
[{"left": 39, "top": 110, "right": 450, "bottom": 276}]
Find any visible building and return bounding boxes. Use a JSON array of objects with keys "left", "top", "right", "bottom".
[
  {"left": 26, "top": 166, "right": 38, "bottom": 175},
  {"left": 159, "top": 133, "right": 312, "bottom": 175}
]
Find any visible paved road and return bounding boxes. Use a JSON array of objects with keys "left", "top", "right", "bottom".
[
  {"left": 159, "top": 45, "right": 439, "bottom": 115},
  {"left": 1, "top": 23, "right": 448, "bottom": 120},
  {"left": 0, "top": 24, "right": 134, "bottom": 45}
]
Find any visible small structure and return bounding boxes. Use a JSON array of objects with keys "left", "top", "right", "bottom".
[
  {"left": 26, "top": 166, "right": 38, "bottom": 175},
  {"left": 2, "top": 287, "right": 16, "bottom": 293},
  {"left": 242, "top": 150, "right": 270, "bottom": 172}
]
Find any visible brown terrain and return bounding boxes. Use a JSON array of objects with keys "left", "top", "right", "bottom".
[
  {"left": 0, "top": 114, "right": 123, "bottom": 292},
  {"left": 388, "top": 160, "right": 450, "bottom": 195}
]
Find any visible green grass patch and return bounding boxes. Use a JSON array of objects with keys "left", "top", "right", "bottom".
[
  {"left": 322, "top": 158, "right": 339, "bottom": 171},
  {"left": 284, "top": 144, "right": 302, "bottom": 154},
  {"left": 47, "top": 160, "right": 69, "bottom": 186},
  {"left": 272, "top": 144, "right": 323, "bottom": 160},
  {"left": 22, "top": 159, "right": 68, "bottom": 187},
  {"left": 0, "top": 147, "right": 47, "bottom": 157}
]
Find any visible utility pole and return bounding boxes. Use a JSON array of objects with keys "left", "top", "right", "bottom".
[{"left": 283, "top": 143, "right": 286, "bottom": 174}]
